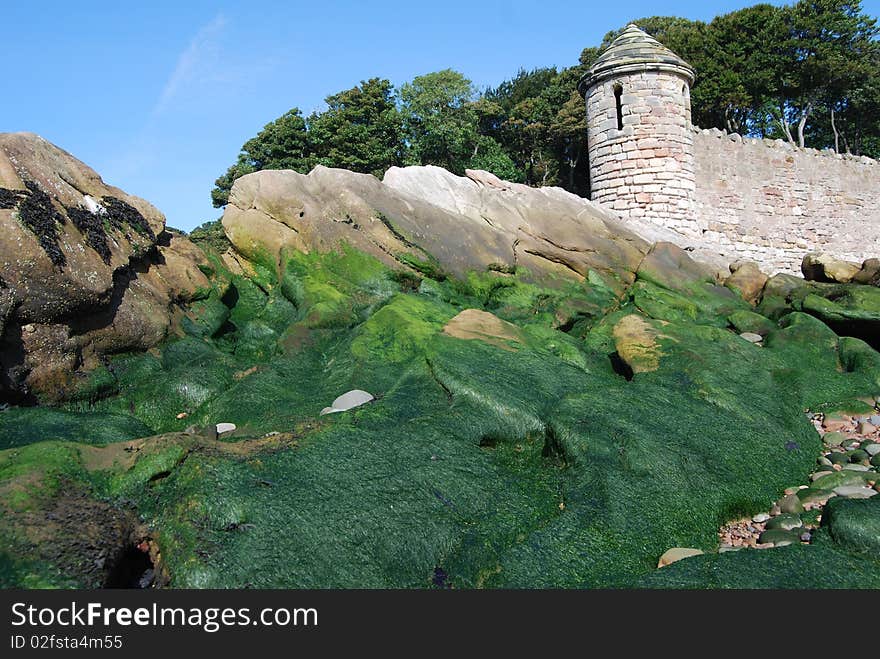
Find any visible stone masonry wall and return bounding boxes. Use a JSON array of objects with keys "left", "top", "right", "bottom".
[
  {"left": 586, "top": 71, "right": 695, "bottom": 229},
  {"left": 692, "top": 128, "right": 880, "bottom": 275}
]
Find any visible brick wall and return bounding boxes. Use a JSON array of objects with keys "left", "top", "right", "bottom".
[{"left": 691, "top": 128, "right": 880, "bottom": 274}]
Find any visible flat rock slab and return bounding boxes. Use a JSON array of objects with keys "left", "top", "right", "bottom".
[
  {"left": 442, "top": 309, "right": 524, "bottom": 351},
  {"left": 216, "top": 422, "right": 237, "bottom": 435},
  {"left": 657, "top": 547, "right": 703, "bottom": 568},
  {"left": 833, "top": 486, "right": 878, "bottom": 499},
  {"left": 739, "top": 332, "right": 764, "bottom": 343}
]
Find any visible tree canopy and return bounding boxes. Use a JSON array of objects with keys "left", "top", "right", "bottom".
[{"left": 211, "top": 0, "right": 880, "bottom": 210}]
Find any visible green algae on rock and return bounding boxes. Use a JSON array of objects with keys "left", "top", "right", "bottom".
[{"left": 3, "top": 155, "right": 880, "bottom": 589}]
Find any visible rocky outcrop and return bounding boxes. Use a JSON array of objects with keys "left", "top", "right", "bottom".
[
  {"left": 802, "top": 253, "right": 862, "bottom": 284},
  {"left": 724, "top": 261, "right": 768, "bottom": 305},
  {"left": 853, "top": 258, "right": 880, "bottom": 287},
  {"left": 222, "top": 165, "right": 652, "bottom": 294},
  {"left": 0, "top": 133, "right": 211, "bottom": 402}
]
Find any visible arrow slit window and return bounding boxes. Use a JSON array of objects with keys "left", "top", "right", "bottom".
[{"left": 613, "top": 83, "right": 624, "bottom": 131}]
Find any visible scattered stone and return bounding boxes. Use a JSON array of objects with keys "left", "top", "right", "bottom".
[
  {"left": 797, "top": 488, "right": 836, "bottom": 506},
  {"left": 812, "top": 470, "right": 875, "bottom": 490},
  {"left": 764, "top": 514, "right": 803, "bottom": 531},
  {"left": 817, "top": 456, "right": 833, "bottom": 467},
  {"left": 778, "top": 494, "right": 804, "bottom": 514},
  {"left": 823, "top": 414, "right": 851, "bottom": 432},
  {"left": 823, "top": 431, "right": 846, "bottom": 447},
  {"left": 869, "top": 415, "right": 880, "bottom": 426},
  {"left": 832, "top": 485, "right": 878, "bottom": 499},
  {"left": 320, "top": 389, "right": 376, "bottom": 415},
  {"left": 857, "top": 421, "right": 877, "bottom": 435},
  {"left": 769, "top": 503, "right": 782, "bottom": 515},
  {"left": 752, "top": 513, "right": 770, "bottom": 523},
  {"left": 176, "top": 412, "right": 188, "bottom": 419},
  {"left": 828, "top": 452, "right": 849, "bottom": 465},
  {"left": 849, "top": 449, "right": 870, "bottom": 463},
  {"left": 216, "top": 422, "right": 237, "bottom": 436},
  {"left": 842, "top": 464, "right": 870, "bottom": 471},
  {"left": 865, "top": 444, "right": 880, "bottom": 457},
  {"left": 872, "top": 454, "right": 880, "bottom": 468},
  {"left": 739, "top": 332, "right": 763, "bottom": 344},
  {"left": 657, "top": 547, "right": 704, "bottom": 568},
  {"left": 758, "top": 528, "right": 802, "bottom": 546}
]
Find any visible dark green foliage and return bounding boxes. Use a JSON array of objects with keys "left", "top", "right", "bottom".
[
  {"left": 611, "top": 2, "right": 880, "bottom": 154},
  {"left": 17, "top": 180, "right": 66, "bottom": 267},
  {"left": 188, "top": 218, "right": 231, "bottom": 254},
  {"left": 309, "top": 78, "right": 405, "bottom": 176}
]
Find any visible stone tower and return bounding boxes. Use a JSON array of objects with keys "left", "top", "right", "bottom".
[{"left": 578, "top": 24, "right": 697, "bottom": 234}]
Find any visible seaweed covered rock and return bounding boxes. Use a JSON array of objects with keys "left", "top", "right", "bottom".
[
  {"left": 757, "top": 270, "right": 880, "bottom": 349},
  {"left": 4, "top": 150, "right": 880, "bottom": 590},
  {"left": 0, "top": 133, "right": 213, "bottom": 402}
]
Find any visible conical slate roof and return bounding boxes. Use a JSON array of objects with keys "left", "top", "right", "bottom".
[{"left": 578, "top": 24, "right": 695, "bottom": 94}]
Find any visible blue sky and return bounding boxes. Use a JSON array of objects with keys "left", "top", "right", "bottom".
[{"left": 3, "top": 0, "right": 877, "bottom": 231}]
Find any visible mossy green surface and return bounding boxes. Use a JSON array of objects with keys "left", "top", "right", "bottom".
[
  {"left": 2, "top": 241, "right": 880, "bottom": 588},
  {"left": 637, "top": 540, "right": 880, "bottom": 588},
  {"left": 0, "top": 407, "right": 151, "bottom": 449},
  {"left": 728, "top": 310, "right": 776, "bottom": 336},
  {"left": 822, "top": 497, "right": 880, "bottom": 554}
]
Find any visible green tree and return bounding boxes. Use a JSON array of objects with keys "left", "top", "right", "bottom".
[
  {"left": 211, "top": 109, "right": 313, "bottom": 207},
  {"left": 308, "top": 78, "right": 405, "bottom": 176},
  {"left": 399, "top": 69, "right": 481, "bottom": 173},
  {"left": 776, "top": 0, "right": 879, "bottom": 148}
]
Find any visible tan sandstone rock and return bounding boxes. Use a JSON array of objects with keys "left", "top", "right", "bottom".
[
  {"left": 724, "top": 260, "right": 768, "bottom": 304},
  {"left": 222, "top": 165, "right": 651, "bottom": 295},
  {"left": 802, "top": 252, "right": 862, "bottom": 284}
]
